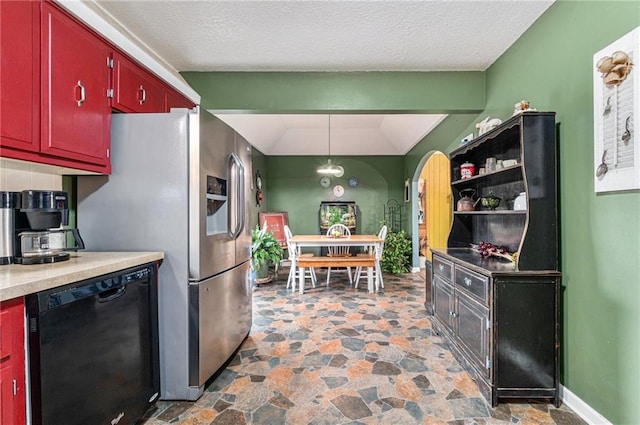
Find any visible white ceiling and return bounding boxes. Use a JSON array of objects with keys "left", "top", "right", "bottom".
[
  {"left": 88, "top": 0, "right": 554, "bottom": 155},
  {"left": 215, "top": 114, "right": 447, "bottom": 156}
]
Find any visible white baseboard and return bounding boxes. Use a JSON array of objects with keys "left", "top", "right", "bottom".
[
  {"left": 410, "top": 266, "right": 421, "bottom": 273},
  {"left": 560, "top": 385, "right": 611, "bottom": 424}
]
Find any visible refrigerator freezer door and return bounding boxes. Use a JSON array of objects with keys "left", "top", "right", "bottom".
[
  {"left": 189, "top": 112, "right": 237, "bottom": 280},
  {"left": 188, "top": 261, "right": 252, "bottom": 389}
]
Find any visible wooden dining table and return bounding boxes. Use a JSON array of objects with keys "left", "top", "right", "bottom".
[{"left": 288, "top": 234, "right": 384, "bottom": 294}]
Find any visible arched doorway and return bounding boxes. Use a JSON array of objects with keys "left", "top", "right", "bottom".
[{"left": 411, "top": 151, "right": 452, "bottom": 270}]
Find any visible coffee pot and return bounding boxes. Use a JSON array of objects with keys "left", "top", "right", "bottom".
[
  {"left": 13, "top": 190, "right": 85, "bottom": 264},
  {"left": 18, "top": 228, "right": 84, "bottom": 261},
  {"left": 457, "top": 189, "right": 480, "bottom": 211}
]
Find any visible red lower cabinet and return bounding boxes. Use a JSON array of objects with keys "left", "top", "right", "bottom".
[{"left": 0, "top": 298, "right": 26, "bottom": 425}]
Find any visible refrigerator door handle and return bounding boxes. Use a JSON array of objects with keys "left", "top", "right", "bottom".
[
  {"left": 236, "top": 156, "right": 246, "bottom": 235},
  {"left": 228, "top": 153, "right": 243, "bottom": 239},
  {"left": 227, "top": 153, "right": 237, "bottom": 239}
]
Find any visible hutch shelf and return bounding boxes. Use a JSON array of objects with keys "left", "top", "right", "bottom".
[{"left": 430, "top": 111, "right": 561, "bottom": 407}]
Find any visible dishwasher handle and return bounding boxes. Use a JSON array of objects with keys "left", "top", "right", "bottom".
[
  {"left": 98, "top": 285, "right": 126, "bottom": 303},
  {"left": 32, "top": 264, "right": 155, "bottom": 312}
]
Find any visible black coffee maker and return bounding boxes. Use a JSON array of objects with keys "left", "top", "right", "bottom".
[{"left": 14, "top": 190, "right": 85, "bottom": 264}]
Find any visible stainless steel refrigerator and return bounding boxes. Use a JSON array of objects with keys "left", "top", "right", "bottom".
[{"left": 77, "top": 109, "right": 252, "bottom": 401}]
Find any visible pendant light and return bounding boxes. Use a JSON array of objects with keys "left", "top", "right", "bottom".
[{"left": 317, "top": 115, "right": 343, "bottom": 175}]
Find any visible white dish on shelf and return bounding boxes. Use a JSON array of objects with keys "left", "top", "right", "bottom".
[
  {"left": 513, "top": 192, "right": 527, "bottom": 210},
  {"left": 503, "top": 159, "right": 518, "bottom": 167}
]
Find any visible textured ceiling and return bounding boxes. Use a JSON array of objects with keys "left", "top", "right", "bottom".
[{"left": 87, "top": 0, "right": 554, "bottom": 155}]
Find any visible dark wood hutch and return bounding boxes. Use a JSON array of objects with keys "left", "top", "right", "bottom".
[{"left": 429, "top": 112, "right": 560, "bottom": 407}]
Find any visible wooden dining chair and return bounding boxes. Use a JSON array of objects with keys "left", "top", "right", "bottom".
[
  {"left": 355, "top": 225, "right": 387, "bottom": 290},
  {"left": 284, "top": 225, "right": 317, "bottom": 289},
  {"left": 325, "top": 223, "right": 353, "bottom": 286}
]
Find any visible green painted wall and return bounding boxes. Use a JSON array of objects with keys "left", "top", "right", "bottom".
[
  {"left": 265, "top": 156, "right": 405, "bottom": 243},
  {"left": 249, "top": 147, "right": 267, "bottom": 231},
  {"left": 495, "top": 5, "right": 639, "bottom": 423},
  {"left": 408, "top": 2, "right": 639, "bottom": 423},
  {"left": 183, "top": 71, "right": 485, "bottom": 113},
  {"left": 183, "top": 4, "right": 640, "bottom": 419}
]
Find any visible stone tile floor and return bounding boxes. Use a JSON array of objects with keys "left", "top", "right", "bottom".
[{"left": 140, "top": 270, "right": 586, "bottom": 425}]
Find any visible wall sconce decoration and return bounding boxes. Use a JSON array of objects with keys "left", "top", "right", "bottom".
[
  {"left": 404, "top": 179, "right": 410, "bottom": 203},
  {"left": 255, "top": 170, "right": 263, "bottom": 207}
]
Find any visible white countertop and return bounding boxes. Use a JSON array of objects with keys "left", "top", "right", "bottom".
[{"left": 0, "top": 251, "right": 164, "bottom": 301}]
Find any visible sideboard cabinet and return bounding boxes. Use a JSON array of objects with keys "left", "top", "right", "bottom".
[{"left": 431, "top": 112, "right": 560, "bottom": 406}]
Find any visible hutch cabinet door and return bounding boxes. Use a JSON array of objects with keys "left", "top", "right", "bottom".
[
  {"left": 495, "top": 279, "right": 558, "bottom": 390},
  {"left": 454, "top": 291, "right": 489, "bottom": 378},
  {"left": 41, "top": 2, "right": 111, "bottom": 170},
  {"left": 0, "top": 0, "right": 39, "bottom": 153},
  {"left": 112, "top": 51, "right": 164, "bottom": 113},
  {"left": 433, "top": 275, "right": 454, "bottom": 336}
]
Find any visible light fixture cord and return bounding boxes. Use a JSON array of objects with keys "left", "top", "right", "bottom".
[{"left": 328, "top": 114, "right": 331, "bottom": 160}]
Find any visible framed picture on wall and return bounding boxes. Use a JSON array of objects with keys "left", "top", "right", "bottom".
[
  {"left": 258, "top": 212, "right": 288, "bottom": 248},
  {"left": 593, "top": 26, "right": 639, "bottom": 193}
]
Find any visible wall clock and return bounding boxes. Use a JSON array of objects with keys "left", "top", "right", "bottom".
[
  {"left": 320, "top": 177, "right": 331, "bottom": 188},
  {"left": 347, "top": 176, "right": 358, "bottom": 188},
  {"left": 333, "top": 184, "right": 345, "bottom": 197}
]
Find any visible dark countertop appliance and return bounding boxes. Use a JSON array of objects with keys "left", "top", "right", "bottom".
[
  {"left": 12, "top": 190, "right": 84, "bottom": 264},
  {"left": 27, "top": 262, "right": 160, "bottom": 425},
  {"left": 0, "top": 191, "right": 20, "bottom": 264}
]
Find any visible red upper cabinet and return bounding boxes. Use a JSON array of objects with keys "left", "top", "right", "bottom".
[
  {"left": 164, "top": 86, "right": 196, "bottom": 112},
  {"left": 0, "top": 1, "right": 40, "bottom": 153},
  {"left": 41, "top": 2, "right": 111, "bottom": 172},
  {"left": 0, "top": 298, "right": 26, "bottom": 425},
  {"left": 1, "top": 1, "right": 196, "bottom": 174},
  {"left": 112, "top": 51, "right": 164, "bottom": 113}
]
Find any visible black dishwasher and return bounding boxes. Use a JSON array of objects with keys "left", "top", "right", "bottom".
[{"left": 27, "top": 262, "right": 160, "bottom": 425}]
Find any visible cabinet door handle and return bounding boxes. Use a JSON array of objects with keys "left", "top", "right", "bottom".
[
  {"left": 12, "top": 379, "right": 17, "bottom": 396},
  {"left": 464, "top": 277, "right": 472, "bottom": 286},
  {"left": 139, "top": 85, "right": 146, "bottom": 105},
  {"left": 76, "top": 80, "right": 86, "bottom": 107},
  {"left": 439, "top": 264, "right": 444, "bottom": 272}
]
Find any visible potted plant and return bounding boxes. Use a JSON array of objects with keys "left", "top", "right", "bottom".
[
  {"left": 328, "top": 207, "right": 343, "bottom": 226},
  {"left": 381, "top": 230, "right": 412, "bottom": 274},
  {"left": 251, "top": 224, "right": 284, "bottom": 283}
]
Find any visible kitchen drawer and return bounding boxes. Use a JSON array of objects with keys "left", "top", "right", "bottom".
[
  {"left": 433, "top": 255, "right": 453, "bottom": 282},
  {"left": 454, "top": 265, "right": 489, "bottom": 304}
]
